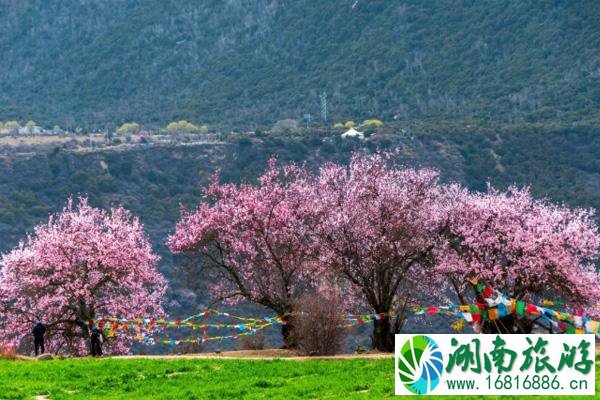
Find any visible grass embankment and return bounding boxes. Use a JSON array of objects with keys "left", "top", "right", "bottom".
[{"left": 0, "top": 356, "right": 597, "bottom": 399}]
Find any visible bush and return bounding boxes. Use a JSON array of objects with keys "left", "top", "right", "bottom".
[
  {"left": 239, "top": 331, "right": 266, "bottom": 350},
  {"left": 271, "top": 119, "right": 300, "bottom": 134},
  {"left": 237, "top": 137, "right": 252, "bottom": 148},
  {"left": 176, "top": 342, "right": 203, "bottom": 355},
  {"left": 290, "top": 292, "right": 347, "bottom": 356},
  {"left": 0, "top": 341, "right": 17, "bottom": 359}
]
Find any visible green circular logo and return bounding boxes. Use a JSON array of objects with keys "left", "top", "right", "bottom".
[{"left": 397, "top": 335, "right": 444, "bottom": 395}]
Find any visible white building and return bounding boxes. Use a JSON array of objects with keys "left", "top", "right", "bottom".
[{"left": 341, "top": 127, "right": 365, "bottom": 139}]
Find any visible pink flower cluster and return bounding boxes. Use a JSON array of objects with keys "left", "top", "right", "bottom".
[
  {"left": 0, "top": 197, "right": 167, "bottom": 355},
  {"left": 169, "top": 159, "right": 317, "bottom": 315},
  {"left": 3, "top": 152, "right": 598, "bottom": 354},
  {"left": 169, "top": 153, "right": 600, "bottom": 322},
  {"left": 437, "top": 185, "right": 600, "bottom": 317}
]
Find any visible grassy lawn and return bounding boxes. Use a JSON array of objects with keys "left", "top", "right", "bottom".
[{"left": 0, "top": 357, "right": 597, "bottom": 399}]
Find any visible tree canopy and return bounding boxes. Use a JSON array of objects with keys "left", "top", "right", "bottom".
[
  {"left": 0, "top": 197, "right": 167, "bottom": 355},
  {"left": 170, "top": 154, "right": 600, "bottom": 350}
]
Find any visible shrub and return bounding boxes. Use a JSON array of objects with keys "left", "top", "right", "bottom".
[
  {"left": 164, "top": 120, "right": 206, "bottom": 134},
  {"left": 237, "top": 137, "right": 252, "bottom": 148},
  {"left": 0, "top": 341, "right": 17, "bottom": 360},
  {"left": 176, "top": 342, "right": 203, "bottom": 355},
  {"left": 239, "top": 331, "right": 266, "bottom": 350},
  {"left": 117, "top": 122, "right": 140, "bottom": 135},
  {"left": 290, "top": 292, "right": 347, "bottom": 356},
  {"left": 271, "top": 119, "right": 300, "bottom": 134}
]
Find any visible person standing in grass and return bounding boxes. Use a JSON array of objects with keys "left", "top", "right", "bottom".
[
  {"left": 32, "top": 320, "right": 45, "bottom": 356},
  {"left": 90, "top": 327, "right": 104, "bottom": 357}
]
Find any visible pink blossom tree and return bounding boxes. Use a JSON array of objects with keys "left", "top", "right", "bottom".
[
  {"left": 0, "top": 197, "right": 167, "bottom": 355},
  {"left": 168, "top": 160, "right": 320, "bottom": 347},
  {"left": 437, "top": 186, "right": 600, "bottom": 332},
  {"left": 313, "top": 154, "right": 446, "bottom": 351},
  {"left": 170, "top": 152, "right": 600, "bottom": 349}
]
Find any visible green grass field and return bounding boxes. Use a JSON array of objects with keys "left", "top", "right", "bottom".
[{"left": 0, "top": 357, "right": 597, "bottom": 399}]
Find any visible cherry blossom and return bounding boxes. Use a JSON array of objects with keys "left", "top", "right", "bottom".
[
  {"left": 169, "top": 160, "right": 319, "bottom": 347},
  {"left": 169, "top": 153, "right": 600, "bottom": 348},
  {"left": 437, "top": 185, "right": 600, "bottom": 331},
  {"left": 312, "top": 153, "right": 446, "bottom": 351},
  {"left": 0, "top": 197, "right": 167, "bottom": 355}
]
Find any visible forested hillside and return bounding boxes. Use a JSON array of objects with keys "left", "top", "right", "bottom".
[
  {"left": 1, "top": 0, "right": 600, "bottom": 323},
  {"left": 1, "top": 129, "right": 599, "bottom": 315},
  {"left": 1, "top": 0, "right": 599, "bottom": 129}
]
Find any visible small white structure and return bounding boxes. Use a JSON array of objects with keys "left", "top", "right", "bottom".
[{"left": 341, "top": 127, "right": 364, "bottom": 139}]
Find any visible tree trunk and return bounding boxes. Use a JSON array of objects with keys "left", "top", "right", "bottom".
[
  {"left": 482, "top": 314, "right": 534, "bottom": 334},
  {"left": 281, "top": 314, "right": 297, "bottom": 349},
  {"left": 372, "top": 317, "right": 394, "bottom": 352}
]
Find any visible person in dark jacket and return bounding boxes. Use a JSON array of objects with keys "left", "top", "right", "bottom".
[
  {"left": 90, "top": 327, "right": 103, "bottom": 357},
  {"left": 32, "top": 321, "right": 45, "bottom": 356}
]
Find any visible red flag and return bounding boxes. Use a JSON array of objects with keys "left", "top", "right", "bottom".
[{"left": 525, "top": 304, "right": 538, "bottom": 315}]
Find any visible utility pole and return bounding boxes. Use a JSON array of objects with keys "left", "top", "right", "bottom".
[
  {"left": 320, "top": 91, "right": 329, "bottom": 135},
  {"left": 320, "top": 91, "right": 328, "bottom": 123}
]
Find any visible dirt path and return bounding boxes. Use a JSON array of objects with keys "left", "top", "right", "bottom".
[
  {"left": 22, "top": 345, "right": 600, "bottom": 361},
  {"left": 111, "top": 349, "right": 394, "bottom": 361},
  {"left": 94, "top": 343, "right": 600, "bottom": 360}
]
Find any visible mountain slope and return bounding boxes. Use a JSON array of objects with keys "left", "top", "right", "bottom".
[
  {"left": 1, "top": 129, "right": 599, "bottom": 314},
  {"left": 1, "top": 0, "right": 599, "bottom": 129}
]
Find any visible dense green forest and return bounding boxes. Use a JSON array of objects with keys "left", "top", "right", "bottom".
[{"left": 1, "top": 0, "right": 599, "bottom": 130}]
